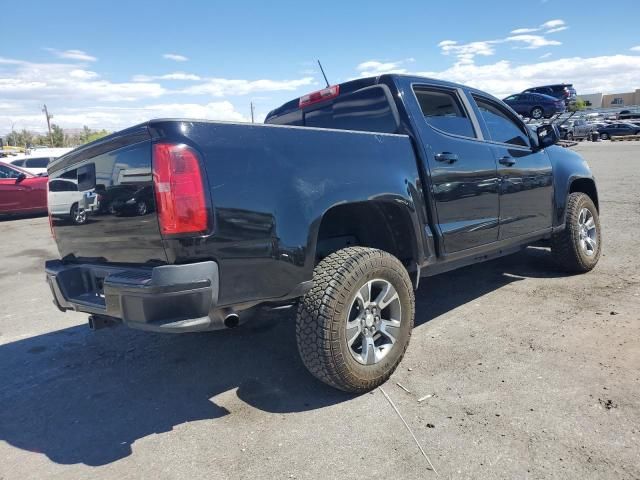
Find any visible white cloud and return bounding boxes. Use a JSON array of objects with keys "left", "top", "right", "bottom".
[
  {"left": 541, "top": 19, "right": 565, "bottom": 29},
  {"left": 181, "top": 77, "right": 316, "bottom": 96},
  {"left": 415, "top": 54, "right": 640, "bottom": 99},
  {"left": 0, "top": 55, "right": 321, "bottom": 134},
  {"left": 356, "top": 60, "right": 412, "bottom": 76},
  {"left": 631, "top": 45, "right": 640, "bottom": 52},
  {"left": 546, "top": 26, "right": 568, "bottom": 33},
  {"left": 506, "top": 34, "right": 562, "bottom": 49},
  {"left": 163, "top": 53, "right": 188, "bottom": 62},
  {"left": 439, "top": 20, "right": 566, "bottom": 62},
  {"left": 132, "top": 72, "right": 201, "bottom": 82},
  {"left": 46, "top": 48, "right": 97, "bottom": 62},
  {"left": 437, "top": 40, "right": 498, "bottom": 64},
  {"left": 69, "top": 69, "right": 99, "bottom": 80},
  {"left": 0, "top": 57, "right": 166, "bottom": 102},
  {"left": 510, "top": 28, "right": 538, "bottom": 34},
  {"left": 0, "top": 101, "right": 248, "bottom": 133},
  {"left": 510, "top": 19, "right": 567, "bottom": 35},
  {"left": 539, "top": 52, "right": 553, "bottom": 59}
]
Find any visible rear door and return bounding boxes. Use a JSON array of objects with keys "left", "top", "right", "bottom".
[
  {"left": 471, "top": 95, "right": 554, "bottom": 239},
  {"left": 408, "top": 85, "right": 500, "bottom": 253}
]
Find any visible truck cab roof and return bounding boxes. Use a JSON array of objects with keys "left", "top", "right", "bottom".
[{"left": 265, "top": 74, "right": 493, "bottom": 133}]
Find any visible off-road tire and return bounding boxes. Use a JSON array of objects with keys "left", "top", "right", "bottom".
[
  {"left": 551, "top": 193, "right": 601, "bottom": 272},
  {"left": 296, "top": 247, "right": 414, "bottom": 393}
]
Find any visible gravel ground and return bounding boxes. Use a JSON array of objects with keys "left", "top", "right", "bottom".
[{"left": 0, "top": 141, "right": 638, "bottom": 480}]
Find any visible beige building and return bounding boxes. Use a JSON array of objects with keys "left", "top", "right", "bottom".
[{"left": 601, "top": 89, "right": 640, "bottom": 108}]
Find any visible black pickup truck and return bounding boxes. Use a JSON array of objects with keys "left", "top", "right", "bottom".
[{"left": 45, "top": 74, "right": 601, "bottom": 392}]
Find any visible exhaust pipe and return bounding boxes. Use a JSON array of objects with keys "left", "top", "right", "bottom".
[
  {"left": 88, "top": 314, "right": 120, "bottom": 330},
  {"left": 223, "top": 312, "right": 240, "bottom": 328}
]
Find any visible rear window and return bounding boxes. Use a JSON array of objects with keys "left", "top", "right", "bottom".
[
  {"left": 413, "top": 87, "right": 475, "bottom": 138},
  {"left": 48, "top": 179, "right": 78, "bottom": 192},
  {"left": 25, "top": 157, "right": 51, "bottom": 168},
  {"left": 303, "top": 86, "right": 399, "bottom": 134}
]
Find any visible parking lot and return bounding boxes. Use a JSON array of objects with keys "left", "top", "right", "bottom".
[{"left": 0, "top": 141, "right": 638, "bottom": 479}]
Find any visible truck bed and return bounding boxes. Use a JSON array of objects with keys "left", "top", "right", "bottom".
[{"left": 48, "top": 119, "right": 422, "bottom": 309}]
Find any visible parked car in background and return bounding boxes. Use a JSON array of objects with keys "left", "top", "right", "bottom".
[
  {"left": 0, "top": 161, "right": 48, "bottom": 215},
  {"left": 598, "top": 122, "right": 640, "bottom": 140},
  {"left": 10, "top": 156, "right": 54, "bottom": 175},
  {"left": 109, "top": 185, "right": 154, "bottom": 216},
  {"left": 48, "top": 177, "right": 99, "bottom": 224},
  {"left": 560, "top": 119, "right": 597, "bottom": 140},
  {"left": 617, "top": 110, "right": 640, "bottom": 121},
  {"left": 522, "top": 84, "right": 577, "bottom": 105},
  {"left": 503, "top": 92, "right": 566, "bottom": 119}
]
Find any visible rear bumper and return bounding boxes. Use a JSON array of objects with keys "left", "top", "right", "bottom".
[{"left": 45, "top": 259, "right": 220, "bottom": 332}]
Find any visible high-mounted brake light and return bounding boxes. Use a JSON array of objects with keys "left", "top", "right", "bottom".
[
  {"left": 299, "top": 85, "right": 340, "bottom": 108},
  {"left": 152, "top": 143, "right": 209, "bottom": 235}
]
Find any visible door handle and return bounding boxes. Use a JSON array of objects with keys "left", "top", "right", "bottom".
[
  {"left": 499, "top": 156, "right": 516, "bottom": 166},
  {"left": 434, "top": 152, "right": 458, "bottom": 164}
]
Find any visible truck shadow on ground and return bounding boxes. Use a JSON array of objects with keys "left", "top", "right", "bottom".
[{"left": 0, "top": 246, "right": 567, "bottom": 467}]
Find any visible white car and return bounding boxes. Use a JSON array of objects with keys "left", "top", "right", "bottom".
[
  {"left": 48, "top": 178, "right": 98, "bottom": 225},
  {"left": 9, "top": 156, "right": 54, "bottom": 175}
]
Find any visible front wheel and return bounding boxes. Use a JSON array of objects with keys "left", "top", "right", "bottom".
[
  {"left": 551, "top": 193, "right": 601, "bottom": 272},
  {"left": 530, "top": 107, "right": 544, "bottom": 119},
  {"left": 296, "top": 247, "right": 415, "bottom": 392},
  {"left": 600, "top": 132, "right": 610, "bottom": 140}
]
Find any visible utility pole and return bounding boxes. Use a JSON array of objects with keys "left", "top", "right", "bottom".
[
  {"left": 42, "top": 104, "right": 53, "bottom": 146},
  {"left": 250, "top": 101, "right": 255, "bottom": 124}
]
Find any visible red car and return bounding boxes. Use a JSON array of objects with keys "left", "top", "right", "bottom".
[{"left": 0, "top": 161, "right": 48, "bottom": 215}]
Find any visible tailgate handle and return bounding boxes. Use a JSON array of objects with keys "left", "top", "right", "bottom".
[{"left": 434, "top": 152, "right": 458, "bottom": 164}]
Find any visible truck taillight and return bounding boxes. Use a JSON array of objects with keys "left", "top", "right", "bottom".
[
  {"left": 299, "top": 85, "right": 340, "bottom": 108},
  {"left": 152, "top": 143, "right": 209, "bottom": 236}
]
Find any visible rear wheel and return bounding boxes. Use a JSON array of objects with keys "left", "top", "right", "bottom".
[
  {"left": 530, "top": 107, "right": 544, "bottom": 119},
  {"left": 296, "top": 247, "right": 414, "bottom": 392},
  {"left": 136, "top": 200, "right": 148, "bottom": 216},
  {"left": 566, "top": 132, "right": 574, "bottom": 141},
  {"left": 70, "top": 203, "right": 87, "bottom": 225},
  {"left": 551, "top": 193, "right": 601, "bottom": 272}
]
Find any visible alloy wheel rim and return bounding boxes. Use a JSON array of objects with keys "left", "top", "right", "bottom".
[
  {"left": 346, "top": 279, "right": 402, "bottom": 365},
  {"left": 74, "top": 207, "right": 86, "bottom": 223},
  {"left": 577, "top": 207, "right": 597, "bottom": 256}
]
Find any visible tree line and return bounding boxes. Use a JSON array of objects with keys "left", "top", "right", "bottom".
[{"left": 3, "top": 125, "right": 110, "bottom": 149}]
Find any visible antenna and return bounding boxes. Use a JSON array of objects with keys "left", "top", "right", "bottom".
[{"left": 317, "top": 59, "right": 330, "bottom": 87}]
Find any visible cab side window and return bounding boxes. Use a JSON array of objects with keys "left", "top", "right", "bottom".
[
  {"left": 413, "top": 87, "right": 476, "bottom": 138},
  {"left": 473, "top": 96, "right": 530, "bottom": 147}
]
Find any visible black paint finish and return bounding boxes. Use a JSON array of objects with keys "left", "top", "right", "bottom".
[{"left": 47, "top": 74, "right": 598, "bottom": 313}]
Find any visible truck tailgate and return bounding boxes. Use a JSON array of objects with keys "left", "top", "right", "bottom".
[{"left": 48, "top": 125, "right": 167, "bottom": 264}]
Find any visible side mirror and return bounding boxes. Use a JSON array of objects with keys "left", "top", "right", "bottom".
[
  {"left": 15, "top": 173, "right": 27, "bottom": 183},
  {"left": 536, "top": 124, "right": 560, "bottom": 150}
]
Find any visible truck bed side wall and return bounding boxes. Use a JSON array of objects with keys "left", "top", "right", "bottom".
[{"left": 149, "top": 121, "right": 424, "bottom": 308}]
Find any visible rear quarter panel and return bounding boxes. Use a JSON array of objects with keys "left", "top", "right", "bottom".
[{"left": 148, "top": 120, "right": 424, "bottom": 307}]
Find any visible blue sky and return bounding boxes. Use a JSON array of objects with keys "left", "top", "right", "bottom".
[{"left": 2, "top": 0, "right": 639, "bottom": 133}]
